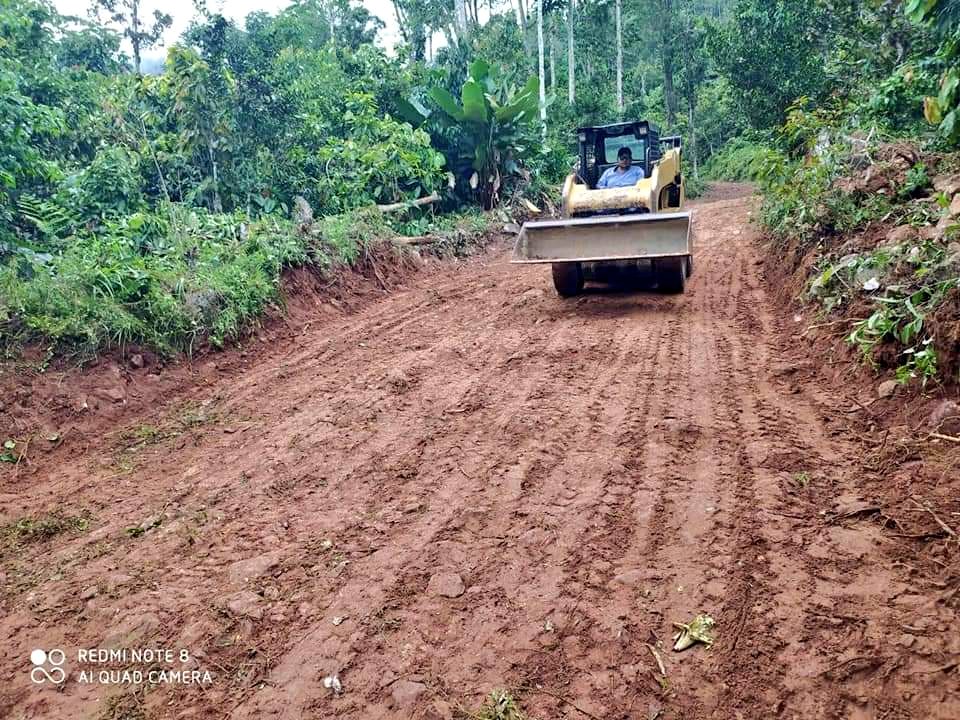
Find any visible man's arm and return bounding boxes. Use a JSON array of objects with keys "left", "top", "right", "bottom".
[{"left": 597, "top": 168, "right": 611, "bottom": 188}]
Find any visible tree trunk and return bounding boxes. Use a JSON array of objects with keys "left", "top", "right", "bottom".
[
  {"left": 615, "top": 0, "right": 623, "bottom": 116},
  {"left": 454, "top": 0, "right": 468, "bottom": 39},
  {"left": 515, "top": 0, "right": 526, "bottom": 29},
  {"left": 537, "top": 0, "right": 546, "bottom": 133},
  {"left": 549, "top": 17, "right": 556, "bottom": 90},
  {"left": 391, "top": 0, "right": 408, "bottom": 44},
  {"left": 688, "top": 103, "right": 698, "bottom": 179},
  {"left": 661, "top": 0, "right": 676, "bottom": 126},
  {"left": 442, "top": 25, "right": 456, "bottom": 48},
  {"left": 208, "top": 140, "right": 222, "bottom": 213},
  {"left": 567, "top": 0, "right": 575, "bottom": 104},
  {"left": 516, "top": 0, "right": 531, "bottom": 57},
  {"left": 412, "top": 24, "right": 426, "bottom": 61},
  {"left": 131, "top": 0, "right": 142, "bottom": 75}
]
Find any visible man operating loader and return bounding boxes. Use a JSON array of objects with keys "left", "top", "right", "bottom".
[
  {"left": 596, "top": 146, "right": 645, "bottom": 188},
  {"left": 512, "top": 119, "right": 691, "bottom": 295}
]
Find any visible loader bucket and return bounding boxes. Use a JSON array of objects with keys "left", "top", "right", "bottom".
[{"left": 512, "top": 211, "right": 691, "bottom": 264}]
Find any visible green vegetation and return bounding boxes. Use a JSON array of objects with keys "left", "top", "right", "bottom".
[
  {"left": 425, "top": 59, "right": 542, "bottom": 209},
  {"left": 753, "top": 117, "right": 959, "bottom": 384},
  {"left": 465, "top": 689, "right": 527, "bottom": 720},
  {"left": 691, "top": 0, "right": 959, "bottom": 386},
  {"left": 1, "top": 0, "right": 957, "bottom": 380},
  {"left": 3, "top": 208, "right": 309, "bottom": 356},
  {"left": 0, "top": 0, "right": 759, "bottom": 361},
  {"left": 3, "top": 511, "right": 91, "bottom": 544}
]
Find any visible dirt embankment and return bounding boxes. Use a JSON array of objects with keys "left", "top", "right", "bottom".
[{"left": 1, "top": 184, "right": 957, "bottom": 720}]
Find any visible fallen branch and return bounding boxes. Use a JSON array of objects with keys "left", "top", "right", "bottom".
[
  {"left": 646, "top": 643, "right": 666, "bottom": 676},
  {"left": 842, "top": 395, "right": 878, "bottom": 417},
  {"left": 922, "top": 659, "right": 960, "bottom": 674},
  {"left": 376, "top": 192, "right": 440, "bottom": 214},
  {"left": 765, "top": 508, "right": 812, "bottom": 521},
  {"left": 799, "top": 317, "right": 864, "bottom": 337},
  {"left": 929, "top": 431, "right": 960, "bottom": 444},
  {"left": 910, "top": 496, "right": 957, "bottom": 538},
  {"left": 394, "top": 235, "right": 442, "bottom": 246}
]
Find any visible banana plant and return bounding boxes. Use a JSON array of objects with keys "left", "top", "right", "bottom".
[{"left": 417, "top": 60, "right": 541, "bottom": 209}]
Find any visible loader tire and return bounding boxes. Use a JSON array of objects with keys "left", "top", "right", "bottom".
[
  {"left": 552, "top": 262, "right": 584, "bottom": 297},
  {"left": 685, "top": 254, "right": 693, "bottom": 277},
  {"left": 656, "top": 256, "right": 686, "bottom": 294}
]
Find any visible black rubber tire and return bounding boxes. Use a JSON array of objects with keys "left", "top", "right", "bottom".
[
  {"left": 552, "top": 262, "right": 584, "bottom": 297},
  {"left": 656, "top": 256, "right": 687, "bottom": 294},
  {"left": 685, "top": 254, "right": 694, "bottom": 278}
]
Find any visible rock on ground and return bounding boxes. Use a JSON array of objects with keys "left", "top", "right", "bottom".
[
  {"left": 928, "top": 400, "right": 960, "bottom": 435},
  {"left": 427, "top": 572, "right": 465, "bottom": 598},
  {"left": 229, "top": 551, "right": 283, "bottom": 585},
  {"left": 390, "top": 680, "right": 428, "bottom": 709}
]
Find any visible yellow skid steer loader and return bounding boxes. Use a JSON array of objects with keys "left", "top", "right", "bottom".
[{"left": 513, "top": 121, "right": 692, "bottom": 295}]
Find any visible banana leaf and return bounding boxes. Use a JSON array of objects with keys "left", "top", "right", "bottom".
[
  {"left": 394, "top": 97, "right": 429, "bottom": 128},
  {"left": 429, "top": 87, "right": 464, "bottom": 121},
  {"left": 469, "top": 59, "right": 490, "bottom": 83},
  {"left": 461, "top": 81, "right": 488, "bottom": 123}
]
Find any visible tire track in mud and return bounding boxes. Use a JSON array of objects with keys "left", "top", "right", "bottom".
[
  {"left": 506, "top": 307, "right": 681, "bottom": 718},
  {"left": 226, "top": 294, "right": 668, "bottom": 717},
  {"left": 224, "top": 330, "right": 594, "bottom": 710},
  {"left": 614, "top": 290, "right": 724, "bottom": 717},
  {"left": 692, "top": 233, "right": 830, "bottom": 715},
  {"left": 325, "top": 312, "right": 674, "bottom": 715}
]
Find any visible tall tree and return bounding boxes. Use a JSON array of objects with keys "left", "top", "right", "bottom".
[
  {"left": 660, "top": 0, "right": 677, "bottom": 126},
  {"left": 537, "top": 0, "right": 546, "bottom": 129},
  {"left": 454, "top": 0, "right": 469, "bottom": 40},
  {"left": 615, "top": 0, "right": 623, "bottom": 115},
  {"left": 89, "top": 0, "right": 172, "bottom": 75},
  {"left": 549, "top": 15, "right": 556, "bottom": 89},
  {"left": 515, "top": 0, "right": 533, "bottom": 57},
  {"left": 676, "top": 9, "right": 707, "bottom": 176},
  {"left": 567, "top": 0, "right": 575, "bottom": 103}
]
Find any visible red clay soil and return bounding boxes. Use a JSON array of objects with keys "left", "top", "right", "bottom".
[{"left": 2, "top": 184, "right": 958, "bottom": 719}]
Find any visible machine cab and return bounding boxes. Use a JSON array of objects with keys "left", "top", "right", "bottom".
[{"left": 577, "top": 121, "right": 664, "bottom": 189}]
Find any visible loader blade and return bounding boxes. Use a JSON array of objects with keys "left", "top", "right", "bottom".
[{"left": 512, "top": 211, "right": 691, "bottom": 264}]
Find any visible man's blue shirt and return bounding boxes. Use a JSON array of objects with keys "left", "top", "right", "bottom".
[{"left": 597, "top": 165, "right": 645, "bottom": 188}]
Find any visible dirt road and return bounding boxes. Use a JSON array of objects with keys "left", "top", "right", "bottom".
[{"left": 2, "top": 185, "right": 956, "bottom": 719}]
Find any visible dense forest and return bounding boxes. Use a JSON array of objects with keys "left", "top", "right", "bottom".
[{"left": 1, "top": 0, "right": 958, "bottom": 379}]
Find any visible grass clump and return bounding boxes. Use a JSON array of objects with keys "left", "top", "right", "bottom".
[
  {"left": 462, "top": 690, "right": 528, "bottom": 720},
  {"left": 3, "top": 511, "right": 91, "bottom": 545},
  {"left": 110, "top": 399, "right": 228, "bottom": 474},
  {"left": 0, "top": 205, "right": 308, "bottom": 358}
]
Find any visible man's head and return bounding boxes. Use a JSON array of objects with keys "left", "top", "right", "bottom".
[{"left": 617, "top": 147, "right": 632, "bottom": 170}]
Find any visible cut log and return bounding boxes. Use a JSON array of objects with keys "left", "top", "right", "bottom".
[
  {"left": 377, "top": 192, "right": 441, "bottom": 214},
  {"left": 394, "top": 235, "right": 443, "bottom": 246}
]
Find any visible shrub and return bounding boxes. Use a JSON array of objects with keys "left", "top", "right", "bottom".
[{"left": 0, "top": 204, "right": 310, "bottom": 357}]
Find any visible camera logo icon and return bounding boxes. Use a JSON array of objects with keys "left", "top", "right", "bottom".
[{"left": 30, "top": 649, "right": 66, "bottom": 684}]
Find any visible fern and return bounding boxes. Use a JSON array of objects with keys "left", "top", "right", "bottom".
[{"left": 17, "top": 195, "right": 83, "bottom": 239}]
